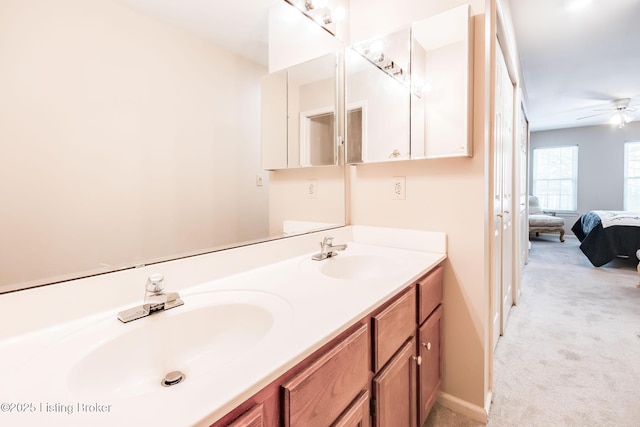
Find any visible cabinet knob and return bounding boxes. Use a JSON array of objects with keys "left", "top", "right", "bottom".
[
  {"left": 412, "top": 355, "right": 422, "bottom": 366},
  {"left": 422, "top": 342, "right": 431, "bottom": 351}
]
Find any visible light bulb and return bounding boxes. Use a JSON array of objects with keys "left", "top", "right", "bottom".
[
  {"left": 610, "top": 112, "right": 626, "bottom": 128},
  {"left": 332, "top": 6, "right": 346, "bottom": 22},
  {"left": 610, "top": 113, "right": 622, "bottom": 126},
  {"left": 305, "top": 0, "right": 327, "bottom": 11},
  {"left": 369, "top": 40, "right": 384, "bottom": 55},
  {"left": 565, "top": 0, "right": 592, "bottom": 10}
]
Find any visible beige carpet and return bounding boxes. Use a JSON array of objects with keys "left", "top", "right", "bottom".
[{"left": 425, "top": 235, "right": 640, "bottom": 426}]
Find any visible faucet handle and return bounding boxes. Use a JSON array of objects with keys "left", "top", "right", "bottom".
[{"left": 146, "top": 273, "right": 165, "bottom": 293}]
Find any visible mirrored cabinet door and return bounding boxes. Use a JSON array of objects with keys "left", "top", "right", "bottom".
[
  {"left": 289, "top": 53, "right": 339, "bottom": 168},
  {"left": 410, "top": 4, "right": 472, "bottom": 159},
  {"left": 261, "top": 53, "right": 339, "bottom": 170},
  {"left": 346, "top": 28, "right": 411, "bottom": 163}
]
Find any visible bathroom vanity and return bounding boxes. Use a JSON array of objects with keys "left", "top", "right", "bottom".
[
  {"left": 0, "top": 226, "right": 445, "bottom": 427},
  {"left": 216, "top": 264, "right": 443, "bottom": 427}
]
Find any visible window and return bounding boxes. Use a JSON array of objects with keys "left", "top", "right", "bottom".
[
  {"left": 532, "top": 146, "right": 578, "bottom": 212},
  {"left": 624, "top": 142, "right": 640, "bottom": 211}
]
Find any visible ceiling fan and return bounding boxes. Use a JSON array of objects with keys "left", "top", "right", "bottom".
[{"left": 577, "top": 98, "right": 638, "bottom": 127}]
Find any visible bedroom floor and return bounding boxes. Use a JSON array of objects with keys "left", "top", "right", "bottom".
[{"left": 425, "top": 235, "right": 640, "bottom": 426}]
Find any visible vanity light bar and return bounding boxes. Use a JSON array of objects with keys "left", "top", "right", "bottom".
[
  {"left": 353, "top": 42, "right": 409, "bottom": 87},
  {"left": 285, "top": 0, "right": 346, "bottom": 35}
]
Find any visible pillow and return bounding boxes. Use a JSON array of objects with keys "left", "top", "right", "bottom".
[{"left": 528, "top": 196, "right": 543, "bottom": 215}]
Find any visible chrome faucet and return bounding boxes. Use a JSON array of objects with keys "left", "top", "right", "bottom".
[
  {"left": 117, "top": 274, "right": 184, "bottom": 323},
  {"left": 312, "top": 236, "right": 347, "bottom": 261}
]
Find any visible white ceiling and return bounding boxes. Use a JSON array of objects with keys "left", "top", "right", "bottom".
[
  {"left": 509, "top": 0, "right": 640, "bottom": 131},
  {"left": 119, "top": 0, "right": 640, "bottom": 132}
]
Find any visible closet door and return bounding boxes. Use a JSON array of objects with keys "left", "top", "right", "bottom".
[
  {"left": 492, "top": 38, "right": 516, "bottom": 349},
  {"left": 498, "top": 40, "right": 515, "bottom": 335}
]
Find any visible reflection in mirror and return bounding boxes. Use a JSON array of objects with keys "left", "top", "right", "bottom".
[
  {"left": 0, "top": 0, "right": 345, "bottom": 293},
  {"left": 282, "top": 0, "right": 350, "bottom": 42},
  {"left": 346, "top": 28, "right": 411, "bottom": 163},
  {"left": 346, "top": 108, "right": 364, "bottom": 164},
  {"left": 289, "top": 53, "right": 338, "bottom": 167},
  {"left": 263, "top": 1, "right": 344, "bottom": 170},
  {"left": 410, "top": 5, "right": 472, "bottom": 159},
  {"left": 261, "top": 70, "right": 289, "bottom": 170}
]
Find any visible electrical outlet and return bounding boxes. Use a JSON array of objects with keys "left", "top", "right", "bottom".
[
  {"left": 306, "top": 179, "right": 317, "bottom": 199},
  {"left": 255, "top": 174, "right": 264, "bottom": 187},
  {"left": 392, "top": 176, "right": 406, "bottom": 200}
]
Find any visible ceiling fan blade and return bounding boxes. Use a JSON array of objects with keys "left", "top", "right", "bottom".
[{"left": 577, "top": 111, "right": 611, "bottom": 120}]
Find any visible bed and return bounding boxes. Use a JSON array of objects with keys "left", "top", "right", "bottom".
[{"left": 571, "top": 211, "right": 640, "bottom": 267}]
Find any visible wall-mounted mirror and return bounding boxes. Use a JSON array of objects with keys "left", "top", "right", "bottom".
[
  {"left": 346, "top": 28, "right": 411, "bottom": 163},
  {"left": 0, "top": 0, "right": 346, "bottom": 293},
  {"left": 410, "top": 4, "right": 472, "bottom": 159}
]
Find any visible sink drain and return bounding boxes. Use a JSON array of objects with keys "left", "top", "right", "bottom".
[{"left": 161, "top": 370, "right": 186, "bottom": 387}]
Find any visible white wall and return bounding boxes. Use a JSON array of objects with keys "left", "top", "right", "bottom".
[
  {"left": 530, "top": 122, "right": 640, "bottom": 234},
  {"left": 0, "top": 0, "right": 269, "bottom": 290}
]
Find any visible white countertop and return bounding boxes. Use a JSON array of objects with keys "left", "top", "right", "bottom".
[{"left": 0, "top": 226, "right": 446, "bottom": 427}]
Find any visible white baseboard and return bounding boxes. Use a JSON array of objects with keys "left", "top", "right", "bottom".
[{"left": 437, "top": 391, "right": 489, "bottom": 423}]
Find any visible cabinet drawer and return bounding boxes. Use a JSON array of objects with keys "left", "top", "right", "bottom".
[
  {"left": 417, "top": 266, "right": 443, "bottom": 325},
  {"left": 282, "top": 324, "right": 369, "bottom": 427},
  {"left": 372, "top": 287, "right": 416, "bottom": 372}
]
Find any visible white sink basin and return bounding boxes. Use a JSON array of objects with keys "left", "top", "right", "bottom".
[
  {"left": 320, "top": 254, "right": 405, "bottom": 280},
  {"left": 15, "top": 290, "right": 293, "bottom": 400},
  {"left": 299, "top": 251, "right": 408, "bottom": 281}
]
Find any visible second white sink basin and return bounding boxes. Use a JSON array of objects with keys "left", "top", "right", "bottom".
[
  {"left": 298, "top": 246, "right": 409, "bottom": 281},
  {"left": 319, "top": 254, "right": 401, "bottom": 280}
]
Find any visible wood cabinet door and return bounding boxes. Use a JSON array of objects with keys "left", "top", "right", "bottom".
[
  {"left": 332, "top": 390, "right": 370, "bottom": 427},
  {"left": 372, "top": 340, "right": 417, "bottom": 427},
  {"left": 227, "top": 404, "right": 264, "bottom": 427},
  {"left": 418, "top": 306, "right": 443, "bottom": 426},
  {"left": 282, "top": 324, "right": 369, "bottom": 427}
]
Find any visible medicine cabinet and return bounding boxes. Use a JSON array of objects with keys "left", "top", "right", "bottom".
[{"left": 262, "top": 3, "right": 472, "bottom": 170}]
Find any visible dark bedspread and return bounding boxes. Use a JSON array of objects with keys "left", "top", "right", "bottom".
[{"left": 571, "top": 211, "right": 640, "bottom": 266}]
